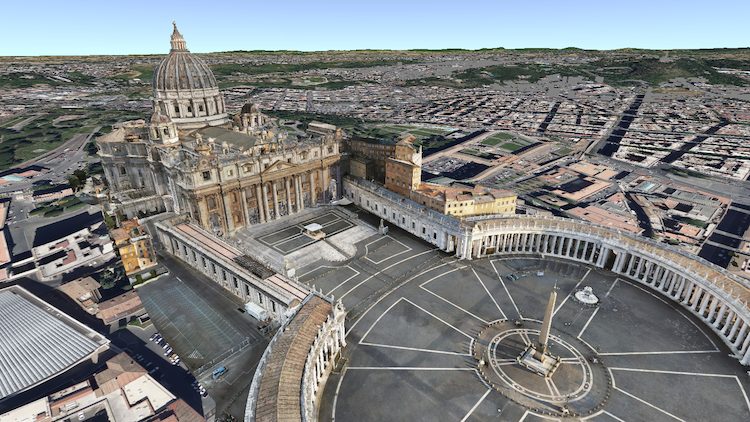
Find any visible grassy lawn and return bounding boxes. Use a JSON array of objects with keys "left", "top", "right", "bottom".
[
  {"left": 482, "top": 132, "right": 514, "bottom": 145},
  {"left": 499, "top": 142, "right": 524, "bottom": 152}
]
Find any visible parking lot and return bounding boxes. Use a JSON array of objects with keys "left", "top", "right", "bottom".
[{"left": 139, "top": 254, "right": 270, "bottom": 418}]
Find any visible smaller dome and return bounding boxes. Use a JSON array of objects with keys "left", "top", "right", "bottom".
[
  {"left": 150, "top": 110, "right": 172, "bottom": 124},
  {"left": 241, "top": 103, "right": 260, "bottom": 114}
]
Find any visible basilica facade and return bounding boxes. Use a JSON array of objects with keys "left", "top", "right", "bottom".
[{"left": 97, "top": 24, "right": 343, "bottom": 235}]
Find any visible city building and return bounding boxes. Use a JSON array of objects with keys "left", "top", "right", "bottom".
[
  {"left": 0, "top": 352, "right": 202, "bottom": 422},
  {"left": 412, "top": 182, "right": 517, "bottom": 217},
  {"left": 110, "top": 219, "right": 157, "bottom": 277},
  {"left": 97, "top": 24, "right": 344, "bottom": 236},
  {"left": 348, "top": 137, "right": 397, "bottom": 182},
  {"left": 0, "top": 200, "right": 11, "bottom": 282},
  {"left": 58, "top": 276, "right": 102, "bottom": 315},
  {"left": 0, "top": 285, "right": 110, "bottom": 402},
  {"left": 362, "top": 134, "right": 517, "bottom": 218},
  {"left": 154, "top": 216, "right": 308, "bottom": 322},
  {"left": 31, "top": 185, "right": 74, "bottom": 204},
  {"left": 96, "top": 290, "right": 147, "bottom": 329},
  {"left": 30, "top": 212, "right": 115, "bottom": 281}
]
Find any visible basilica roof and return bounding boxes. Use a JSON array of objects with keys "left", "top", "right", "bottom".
[{"left": 152, "top": 22, "right": 218, "bottom": 93}]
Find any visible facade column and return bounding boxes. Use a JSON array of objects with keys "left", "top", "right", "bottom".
[
  {"left": 322, "top": 166, "right": 330, "bottom": 202},
  {"left": 241, "top": 187, "right": 251, "bottom": 227},
  {"left": 255, "top": 184, "right": 266, "bottom": 223},
  {"left": 309, "top": 171, "right": 316, "bottom": 205},
  {"left": 261, "top": 183, "right": 271, "bottom": 222},
  {"left": 295, "top": 175, "right": 304, "bottom": 211},
  {"left": 222, "top": 192, "right": 235, "bottom": 233},
  {"left": 272, "top": 181, "right": 279, "bottom": 219},
  {"left": 285, "top": 177, "right": 293, "bottom": 214}
]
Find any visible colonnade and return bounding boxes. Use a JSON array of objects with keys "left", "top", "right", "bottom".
[
  {"left": 474, "top": 228, "right": 750, "bottom": 365},
  {"left": 344, "top": 178, "right": 750, "bottom": 365},
  {"left": 302, "top": 300, "right": 347, "bottom": 421}
]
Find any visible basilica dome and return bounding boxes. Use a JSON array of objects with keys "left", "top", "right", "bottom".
[{"left": 151, "top": 23, "right": 229, "bottom": 129}]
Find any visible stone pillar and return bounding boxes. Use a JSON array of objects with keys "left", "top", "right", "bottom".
[
  {"left": 255, "top": 184, "right": 266, "bottom": 223},
  {"left": 309, "top": 171, "right": 316, "bottom": 205},
  {"left": 262, "top": 183, "right": 271, "bottom": 222},
  {"left": 713, "top": 304, "right": 727, "bottom": 328},
  {"left": 322, "top": 166, "right": 330, "bottom": 202},
  {"left": 722, "top": 311, "right": 735, "bottom": 335},
  {"left": 222, "top": 192, "right": 235, "bottom": 233},
  {"left": 707, "top": 298, "right": 719, "bottom": 322},
  {"left": 241, "top": 187, "right": 251, "bottom": 227},
  {"left": 699, "top": 294, "right": 711, "bottom": 315},
  {"left": 729, "top": 319, "right": 742, "bottom": 341},
  {"left": 738, "top": 324, "right": 750, "bottom": 350},
  {"left": 272, "top": 181, "right": 279, "bottom": 219},
  {"left": 625, "top": 255, "right": 636, "bottom": 275},
  {"left": 295, "top": 175, "right": 303, "bottom": 211},
  {"left": 285, "top": 177, "right": 293, "bottom": 214},
  {"left": 681, "top": 280, "right": 693, "bottom": 304}
]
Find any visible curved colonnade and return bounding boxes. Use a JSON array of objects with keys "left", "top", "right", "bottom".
[
  {"left": 462, "top": 215, "right": 750, "bottom": 365},
  {"left": 344, "top": 177, "right": 750, "bottom": 366}
]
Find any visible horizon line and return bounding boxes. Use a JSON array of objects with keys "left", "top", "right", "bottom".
[{"left": 2, "top": 45, "right": 749, "bottom": 59}]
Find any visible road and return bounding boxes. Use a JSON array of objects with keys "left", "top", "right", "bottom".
[{"left": 0, "top": 126, "right": 100, "bottom": 195}]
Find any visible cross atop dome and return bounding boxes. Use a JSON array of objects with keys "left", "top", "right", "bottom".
[{"left": 170, "top": 21, "right": 187, "bottom": 52}]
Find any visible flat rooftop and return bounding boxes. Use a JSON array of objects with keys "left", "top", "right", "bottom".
[{"left": 0, "top": 285, "right": 110, "bottom": 401}]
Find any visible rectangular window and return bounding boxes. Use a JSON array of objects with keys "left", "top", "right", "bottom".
[{"left": 202, "top": 171, "right": 211, "bottom": 181}]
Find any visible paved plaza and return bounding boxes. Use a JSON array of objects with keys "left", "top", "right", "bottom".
[
  {"left": 139, "top": 255, "right": 269, "bottom": 417},
  {"left": 292, "top": 211, "right": 750, "bottom": 421}
]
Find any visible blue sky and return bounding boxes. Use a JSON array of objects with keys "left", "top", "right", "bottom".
[{"left": 2, "top": 1, "right": 748, "bottom": 55}]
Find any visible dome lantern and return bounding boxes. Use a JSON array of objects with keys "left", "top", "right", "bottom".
[{"left": 170, "top": 21, "right": 187, "bottom": 52}]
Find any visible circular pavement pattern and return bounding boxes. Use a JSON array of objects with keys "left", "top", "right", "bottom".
[{"left": 474, "top": 320, "right": 611, "bottom": 417}]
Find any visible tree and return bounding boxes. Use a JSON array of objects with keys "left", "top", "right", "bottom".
[
  {"left": 67, "top": 175, "right": 81, "bottom": 191},
  {"left": 73, "top": 169, "right": 88, "bottom": 183}
]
